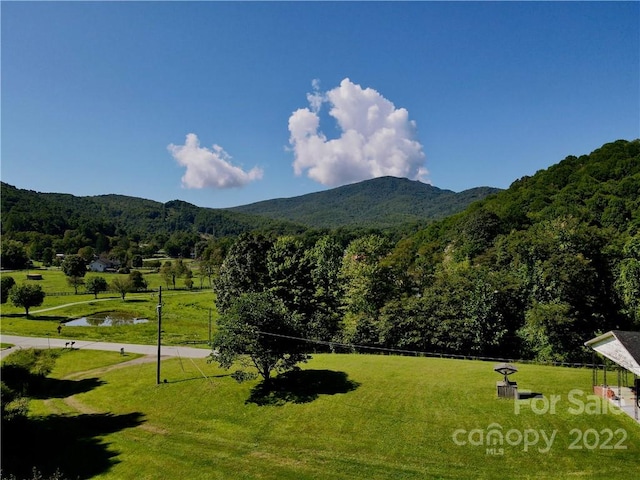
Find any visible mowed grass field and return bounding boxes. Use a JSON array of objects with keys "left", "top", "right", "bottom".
[
  {"left": 1, "top": 267, "right": 215, "bottom": 345},
  {"left": 3, "top": 269, "right": 639, "bottom": 478},
  {"left": 5, "top": 349, "right": 639, "bottom": 480}
]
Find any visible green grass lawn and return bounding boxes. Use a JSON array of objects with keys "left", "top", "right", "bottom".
[
  {"left": 1, "top": 269, "right": 216, "bottom": 345},
  {"left": 47, "top": 349, "right": 145, "bottom": 379},
  {"left": 5, "top": 351, "right": 639, "bottom": 480},
  {"left": 3, "top": 269, "right": 638, "bottom": 479}
]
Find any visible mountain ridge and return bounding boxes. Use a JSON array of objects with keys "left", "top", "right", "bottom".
[
  {"left": 228, "top": 176, "right": 501, "bottom": 228},
  {"left": 0, "top": 177, "right": 500, "bottom": 235}
]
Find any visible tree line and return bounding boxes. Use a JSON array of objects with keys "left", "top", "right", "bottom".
[
  {"left": 2, "top": 139, "right": 639, "bottom": 364},
  {"left": 212, "top": 140, "right": 640, "bottom": 366},
  {"left": 0, "top": 254, "right": 203, "bottom": 315}
]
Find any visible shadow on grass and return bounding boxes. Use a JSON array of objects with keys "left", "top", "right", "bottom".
[
  {"left": 2, "top": 411, "right": 145, "bottom": 480},
  {"left": 247, "top": 369, "right": 360, "bottom": 406},
  {"left": 37, "top": 315, "right": 70, "bottom": 322},
  {"left": 1, "top": 350, "right": 144, "bottom": 479},
  {"left": 517, "top": 391, "right": 544, "bottom": 400},
  {"left": 1, "top": 366, "right": 105, "bottom": 399},
  {"left": 38, "top": 377, "right": 106, "bottom": 399},
  {"left": 2, "top": 314, "right": 69, "bottom": 322}
]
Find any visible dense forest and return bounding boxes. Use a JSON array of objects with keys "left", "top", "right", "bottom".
[
  {"left": 230, "top": 177, "right": 499, "bottom": 228},
  {"left": 0, "top": 177, "right": 497, "bottom": 259},
  {"left": 2, "top": 139, "right": 639, "bottom": 362},
  {"left": 0, "top": 186, "right": 305, "bottom": 258},
  {"left": 374, "top": 139, "right": 640, "bottom": 361},
  {"left": 212, "top": 139, "right": 640, "bottom": 363}
]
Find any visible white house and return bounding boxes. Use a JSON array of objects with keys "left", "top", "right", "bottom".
[{"left": 89, "top": 258, "right": 119, "bottom": 272}]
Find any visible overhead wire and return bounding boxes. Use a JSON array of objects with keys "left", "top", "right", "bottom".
[{"left": 253, "top": 330, "right": 597, "bottom": 368}]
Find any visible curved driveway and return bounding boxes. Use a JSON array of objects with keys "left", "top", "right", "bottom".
[{"left": 30, "top": 289, "right": 210, "bottom": 314}]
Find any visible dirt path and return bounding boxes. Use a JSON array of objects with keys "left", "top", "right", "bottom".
[
  {"left": 31, "top": 290, "right": 209, "bottom": 314},
  {"left": 62, "top": 354, "right": 158, "bottom": 380},
  {"left": 31, "top": 297, "right": 116, "bottom": 313},
  {"left": 45, "top": 355, "right": 169, "bottom": 434}
]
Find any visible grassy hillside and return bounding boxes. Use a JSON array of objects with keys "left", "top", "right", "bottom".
[
  {"left": 230, "top": 176, "right": 500, "bottom": 228},
  {"left": 3, "top": 350, "right": 638, "bottom": 479}
]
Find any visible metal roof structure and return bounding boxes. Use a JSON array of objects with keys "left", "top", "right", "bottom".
[{"left": 585, "top": 330, "right": 640, "bottom": 376}]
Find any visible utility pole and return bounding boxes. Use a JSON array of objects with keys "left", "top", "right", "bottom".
[
  {"left": 208, "top": 308, "right": 212, "bottom": 346},
  {"left": 156, "top": 286, "right": 162, "bottom": 385}
]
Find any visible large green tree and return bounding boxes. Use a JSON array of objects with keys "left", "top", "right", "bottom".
[
  {"left": 267, "top": 236, "right": 314, "bottom": 320},
  {"left": 85, "top": 276, "right": 108, "bottom": 299},
  {"left": 340, "top": 235, "right": 393, "bottom": 317},
  {"left": 62, "top": 254, "right": 87, "bottom": 294},
  {"left": 61, "top": 254, "right": 87, "bottom": 278},
  {"left": 77, "top": 246, "right": 95, "bottom": 263},
  {"left": 210, "top": 292, "right": 309, "bottom": 386},
  {"left": 160, "top": 259, "right": 189, "bottom": 289},
  {"left": 10, "top": 284, "right": 46, "bottom": 316},
  {"left": 305, "top": 235, "right": 345, "bottom": 342},
  {"left": 129, "top": 270, "right": 148, "bottom": 291},
  {"left": 2, "top": 348, "right": 59, "bottom": 423},
  {"left": 377, "top": 262, "right": 516, "bottom": 356},
  {"left": 1, "top": 276, "right": 16, "bottom": 304},
  {"left": 616, "top": 234, "right": 640, "bottom": 326},
  {"left": 1, "top": 240, "right": 30, "bottom": 270},
  {"left": 495, "top": 217, "right": 620, "bottom": 361},
  {"left": 339, "top": 235, "right": 394, "bottom": 345},
  {"left": 214, "top": 233, "right": 273, "bottom": 313},
  {"left": 110, "top": 277, "right": 133, "bottom": 300}
]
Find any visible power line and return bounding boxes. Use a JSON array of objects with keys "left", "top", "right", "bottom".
[
  {"left": 254, "top": 330, "right": 597, "bottom": 369},
  {"left": 256, "top": 330, "right": 425, "bottom": 355}
]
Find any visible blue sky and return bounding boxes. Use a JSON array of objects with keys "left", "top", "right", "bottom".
[{"left": 2, "top": 1, "right": 638, "bottom": 209}]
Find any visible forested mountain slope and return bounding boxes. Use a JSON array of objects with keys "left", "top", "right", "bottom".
[
  {"left": 0, "top": 185, "right": 305, "bottom": 240},
  {"left": 0, "top": 177, "right": 499, "bottom": 241},
  {"left": 1, "top": 139, "right": 637, "bottom": 363},
  {"left": 208, "top": 139, "right": 639, "bottom": 366},
  {"left": 378, "top": 139, "right": 640, "bottom": 361},
  {"left": 479, "top": 139, "right": 640, "bottom": 233},
  {"left": 229, "top": 177, "right": 500, "bottom": 228}
]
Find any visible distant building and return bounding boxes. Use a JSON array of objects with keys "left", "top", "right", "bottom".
[{"left": 89, "top": 258, "right": 120, "bottom": 272}]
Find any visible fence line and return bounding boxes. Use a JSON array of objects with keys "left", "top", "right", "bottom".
[
  {"left": 31, "top": 286, "right": 602, "bottom": 370},
  {"left": 47, "top": 286, "right": 211, "bottom": 297},
  {"left": 254, "top": 330, "right": 601, "bottom": 369}
]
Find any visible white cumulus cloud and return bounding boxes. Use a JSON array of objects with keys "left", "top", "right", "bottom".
[
  {"left": 168, "top": 133, "right": 263, "bottom": 189},
  {"left": 288, "top": 78, "right": 428, "bottom": 187}
]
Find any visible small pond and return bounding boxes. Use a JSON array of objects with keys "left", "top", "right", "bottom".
[{"left": 65, "top": 311, "right": 149, "bottom": 327}]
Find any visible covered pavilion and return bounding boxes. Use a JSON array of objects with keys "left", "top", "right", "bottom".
[{"left": 585, "top": 330, "right": 640, "bottom": 423}]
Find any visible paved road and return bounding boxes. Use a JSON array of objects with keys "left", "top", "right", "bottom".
[{"left": 0, "top": 335, "right": 211, "bottom": 361}]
